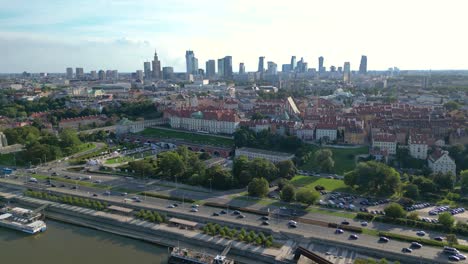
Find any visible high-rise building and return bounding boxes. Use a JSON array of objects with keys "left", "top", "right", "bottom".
[
  {"left": 162, "top": 67, "right": 174, "bottom": 80},
  {"left": 343, "top": 62, "right": 351, "bottom": 83},
  {"left": 239, "top": 63, "right": 245, "bottom": 74},
  {"left": 152, "top": 50, "right": 161, "bottom": 79},
  {"left": 98, "top": 70, "right": 106, "bottom": 80},
  {"left": 290, "top": 56, "right": 296, "bottom": 72},
  {"left": 318, "top": 56, "right": 324, "bottom": 73},
  {"left": 282, "top": 64, "right": 291, "bottom": 72},
  {"left": 337, "top": 67, "right": 343, "bottom": 73},
  {"left": 90, "top": 70, "right": 97, "bottom": 79},
  {"left": 217, "top": 58, "right": 224, "bottom": 77},
  {"left": 143, "top": 62, "right": 151, "bottom": 79},
  {"left": 296, "top": 57, "right": 308, "bottom": 73},
  {"left": 66, "top": 67, "right": 73, "bottom": 79},
  {"left": 330, "top": 66, "right": 336, "bottom": 72},
  {"left": 359, "top": 55, "right": 367, "bottom": 74},
  {"left": 205, "top": 60, "right": 216, "bottom": 78},
  {"left": 267, "top": 61, "right": 277, "bottom": 75},
  {"left": 198, "top": 69, "right": 205, "bottom": 76},
  {"left": 258, "top": 56, "right": 265, "bottom": 73},
  {"left": 185, "top": 50, "right": 198, "bottom": 75},
  {"left": 136, "top": 70, "right": 144, "bottom": 80},
  {"left": 76, "top": 67, "right": 84, "bottom": 79},
  {"left": 223, "top": 56, "right": 233, "bottom": 79}
]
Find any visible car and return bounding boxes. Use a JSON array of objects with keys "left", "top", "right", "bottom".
[
  {"left": 220, "top": 210, "right": 227, "bottom": 214},
  {"left": 190, "top": 208, "right": 198, "bottom": 212},
  {"left": 28, "top": 177, "right": 38, "bottom": 183},
  {"left": 260, "top": 216, "right": 270, "bottom": 221},
  {"left": 434, "top": 236, "right": 444, "bottom": 241},
  {"left": 448, "top": 255, "right": 460, "bottom": 262},
  {"left": 410, "top": 242, "right": 422, "bottom": 249},
  {"left": 416, "top": 231, "right": 426, "bottom": 236},
  {"left": 191, "top": 204, "right": 199, "bottom": 208},
  {"left": 402, "top": 248, "right": 412, "bottom": 253},
  {"left": 52, "top": 172, "right": 59, "bottom": 176},
  {"left": 50, "top": 184, "right": 56, "bottom": 187},
  {"left": 444, "top": 246, "right": 460, "bottom": 255},
  {"left": 232, "top": 210, "right": 240, "bottom": 215},
  {"left": 288, "top": 220, "right": 297, "bottom": 228},
  {"left": 212, "top": 212, "right": 220, "bottom": 216},
  {"left": 167, "top": 205, "right": 175, "bottom": 208},
  {"left": 103, "top": 191, "right": 111, "bottom": 195},
  {"left": 94, "top": 180, "right": 102, "bottom": 184},
  {"left": 349, "top": 234, "right": 359, "bottom": 240},
  {"left": 261, "top": 221, "right": 270, "bottom": 226},
  {"left": 121, "top": 192, "right": 128, "bottom": 196},
  {"left": 131, "top": 196, "right": 140, "bottom": 200},
  {"left": 92, "top": 193, "right": 98, "bottom": 197},
  {"left": 60, "top": 184, "right": 66, "bottom": 187},
  {"left": 172, "top": 203, "right": 178, "bottom": 207},
  {"left": 71, "top": 186, "right": 78, "bottom": 189},
  {"left": 237, "top": 214, "right": 246, "bottom": 219},
  {"left": 335, "top": 229, "right": 344, "bottom": 234},
  {"left": 361, "top": 221, "right": 368, "bottom": 226},
  {"left": 379, "top": 237, "right": 389, "bottom": 243},
  {"left": 455, "top": 254, "right": 467, "bottom": 260},
  {"left": 341, "top": 220, "right": 350, "bottom": 225}
]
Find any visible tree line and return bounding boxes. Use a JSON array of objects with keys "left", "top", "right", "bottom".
[{"left": 202, "top": 223, "right": 274, "bottom": 247}]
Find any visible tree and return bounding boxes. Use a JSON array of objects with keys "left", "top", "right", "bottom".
[
  {"left": 407, "top": 211, "right": 419, "bottom": 221},
  {"left": 247, "top": 178, "right": 269, "bottom": 197},
  {"left": 412, "top": 176, "right": 436, "bottom": 194},
  {"left": 384, "top": 203, "right": 406, "bottom": 219},
  {"left": 314, "top": 149, "right": 335, "bottom": 173},
  {"left": 438, "top": 212, "right": 455, "bottom": 228},
  {"left": 296, "top": 188, "right": 320, "bottom": 205},
  {"left": 344, "top": 161, "right": 401, "bottom": 195},
  {"left": 280, "top": 184, "right": 296, "bottom": 202},
  {"left": 155, "top": 151, "right": 186, "bottom": 181},
  {"left": 432, "top": 172, "right": 454, "bottom": 190},
  {"left": 460, "top": 170, "right": 468, "bottom": 192},
  {"left": 444, "top": 101, "right": 461, "bottom": 111},
  {"left": 403, "top": 184, "right": 419, "bottom": 200},
  {"left": 446, "top": 234, "right": 459, "bottom": 246},
  {"left": 59, "top": 128, "right": 82, "bottom": 150},
  {"left": 277, "top": 160, "right": 297, "bottom": 179},
  {"left": 207, "top": 165, "right": 233, "bottom": 190},
  {"left": 233, "top": 156, "right": 251, "bottom": 186},
  {"left": 249, "top": 158, "right": 278, "bottom": 181}
]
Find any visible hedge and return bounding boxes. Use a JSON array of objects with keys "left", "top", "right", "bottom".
[
  {"left": 203, "top": 202, "right": 269, "bottom": 216},
  {"left": 356, "top": 212, "right": 375, "bottom": 221},
  {"left": 378, "top": 231, "right": 468, "bottom": 252},
  {"left": 140, "top": 191, "right": 196, "bottom": 204}
]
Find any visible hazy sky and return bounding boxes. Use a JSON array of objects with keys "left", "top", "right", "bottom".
[{"left": 0, "top": 0, "right": 467, "bottom": 73}]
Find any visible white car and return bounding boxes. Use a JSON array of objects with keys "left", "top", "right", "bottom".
[
  {"left": 190, "top": 208, "right": 198, "bottom": 212},
  {"left": 361, "top": 221, "right": 368, "bottom": 226},
  {"left": 288, "top": 220, "right": 297, "bottom": 227}
]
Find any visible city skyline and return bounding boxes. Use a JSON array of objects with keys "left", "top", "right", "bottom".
[{"left": 0, "top": 0, "right": 467, "bottom": 73}]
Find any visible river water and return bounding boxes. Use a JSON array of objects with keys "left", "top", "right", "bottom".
[{"left": 0, "top": 220, "right": 169, "bottom": 264}]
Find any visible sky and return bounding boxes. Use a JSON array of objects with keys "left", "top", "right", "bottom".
[{"left": 0, "top": 0, "right": 467, "bottom": 73}]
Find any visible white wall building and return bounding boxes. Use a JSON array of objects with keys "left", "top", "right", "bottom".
[
  {"left": 372, "top": 133, "right": 397, "bottom": 155},
  {"left": 165, "top": 109, "right": 240, "bottom": 135},
  {"left": 428, "top": 149, "right": 456, "bottom": 175},
  {"left": 315, "top": 124, "right": 338, "bottom": 141},
  {"left": 408, "top": 134, "right": 429, "bottom": 160}
]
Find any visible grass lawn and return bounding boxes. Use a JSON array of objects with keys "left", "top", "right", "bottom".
[
  {"left": 306, "top": 207, "right": 356, "bottom": 218},
  {"left": 290, "top": 175, "right": 355, "bottom": 193},
  {"left": 0, "top": 153, "right": 16, "bottom": 166},
  {"left": 140, "top": 128, "right": 234, "bottom": 147},
  {"left": 34, "top": 175, "right": 107, "bottom": 189},
  {"left": 105, "top": 156, "right": 134, "bottom": 164},
  {"left": 300, "top": 146, "right": 368, "bottom": 174}
]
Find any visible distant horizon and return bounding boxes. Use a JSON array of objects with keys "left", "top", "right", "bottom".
[{"left": 1, "top": 0, "right": 467, "bottom": 72}]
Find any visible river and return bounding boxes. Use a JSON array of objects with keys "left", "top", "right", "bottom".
[{"left": 0, "top": 220, "right": 169, "bottom": 264}]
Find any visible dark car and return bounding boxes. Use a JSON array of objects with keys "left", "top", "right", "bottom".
[
  {"left": 349, "top": 234, "right": 359, "bottom": 240},
  {"left": 60, "top": 184, "right": 66, "bottom": 187},
  {"left": 262, "top": 221, "right": 270, "bottom": 226},
  {"left": 220, "top": 210, "right": 227, "bottom": 214},
  {"left": 434, "top": 236, "right": 444, "bottom": 241},
  {"left": 232, "top": 210, "right": 240, "bottom": 215},
  {"left": 410, "top": 242, "right": 422, "bottom": 249},
  {"left": 379, "top": 237, "right": 389, "bottom": 243},
  {"left": 261, "top": 216, "right": 270, "bottom": 221},
  {"left": 50, "top": 184, "right": 56, "bottom": 187},
  {"left": 335, "top": 229, "right": 344, "bottom": 234},
  {"left": 237, "top": 214, "right": 246, "bottom": 219},
  {"left": 212, "top": 212, "right": 220, "bottom": 216},
  {"left": 92, "top": 193, "right": 98, "bottom": 197},
  {"left": 341, "top": 220, "right": 350, "bottom": 225},
  {"left": 402, "top": 248, "right": 412, "bottom": 253}
]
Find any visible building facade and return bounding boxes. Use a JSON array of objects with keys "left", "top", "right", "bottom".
[
  {"left": 235, "top": 147, "right": 295, "bottom": 163},
  {"left": 165, "top": 109, "right": 240, "bottom": 134},
  {"left": 428, "top": 149, "right": 456, "bottom": 175}
]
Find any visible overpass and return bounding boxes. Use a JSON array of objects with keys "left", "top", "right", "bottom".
[{"left": 294, "top": 246, "right": 333, "bottom": 264}]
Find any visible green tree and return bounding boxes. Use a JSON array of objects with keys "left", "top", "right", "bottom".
[
  {"left": 444, "top": 101, "right": 461, "bottom": 111},
  {"left": 446, "top": 234, "right": 459, "bottom": 246},
  {"left": 460, "top": 170, "right": 468, "bottom": 192},
  {"left": 407, "top": 211, "right": 419, "bottom": 221},
  {"left": 438, "top": 212, "right": 455, "bottom": 228},
  {"left": 296, "top": 188, "right": 320, "bottom": 205},
  {"left": 233, "top": 156, "right": 251, "bottom": 186},
  {"left": 384, "top": 203, "right": 406, "bottom": 219},
  {"left": 432, "top": 172, "right": 454, "bottom": 190},
  {"left": 156, "top": 151, "right": 186, "bottom": 181},
  {"left": 248, "top": 177, "right": 269, "bottom": 197},
  {"left": 403, "top": 184, "right": 419, "bottom": 200},
  {"left": 314, "top": 149, "right": 335, "bottom": 173},
  {"left": 276, "top": 160, "right": 297, "bottom": 179},
  {"left": 280, "top": 184, "right": 296, "bottom": 202},
  {"left": 207, "top": 165, "right": 233, "bottom": 190},
  {"left": 249, "top": 158, "right": 278, "bottom": 181},
  {"left": 344, "top": 161, "right": 401, "bottom": 195}
]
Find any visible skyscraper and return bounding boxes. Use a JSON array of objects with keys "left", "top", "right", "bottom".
[
  {"left": 290, "top": 56, "right": 296, "bottom": 72},
  {"left": 90, "top": 70, "right": 97, "bottom": 79},
  {"left": 205, "top": 60, "right": 216, "bottom": 78},
  {"left": 136, "top": 70, "right": 144, "bottom": 80},
  {"left": 98, "top": 70, "right": 106, "bottom": 80},
  {"left": 223, "top": 56, "right": 233, "bottom": 79},
  {"left": 66, "top": 67, "right": 73, "bottom": 79},
  {"left": 152, "top": 50, "right": 161, "bottom": 79},
  {"left": 217, "top": 58, "right": 224, "bottom": 78},
  {"left": 76, "top": 67, "right": 84, "bottom": 79},
  {"left": 185, "top": 50, "right": 198, "bottom": 75},
  {"left": 267, "top": 61, "right": 277, "bottom": 75},
  {"left": 359, "top": 55, "right": 367, "bottom": 74},
  {"left": 258, "top": 56, "right": 265, "bottom": 73},
  {"left": 162, "top": 67, "right": 174, "bottom": 80},
  {"left": 143, "top": 61, "right": 151, "bottom": 79},
  {"left": 282, "top": 64, "right": 291, "bottom": 72},
  {"left": 343, "top": 62, "right": 351, "bottom": 83},
  {"left": 318, "top": 56, "right": 324, "bottom": 73},
  {"left": 239, "top": 63, "right": 245, "bottom": 74}
]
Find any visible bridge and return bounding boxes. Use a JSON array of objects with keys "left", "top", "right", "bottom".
[{"left": 294, "top": 246, "right": 333, "bottom": 264}]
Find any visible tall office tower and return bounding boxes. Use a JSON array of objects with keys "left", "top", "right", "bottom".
[
  {"left": 223, "top": 56, "right": 233, "bottom": 79},
  {"left": 143, "top": 61, "right": 151, "bottom": 79},
  {"left": 267, "top": 61, "right": 278, "bottom": 75},
  {"left": 282, "top": 64, "right": 291, "bottom": 72},
  {"left": 66, "top": 67, "right": 73, "bottom": 79},
  {"left": 359, "top": 55, "right": 367, "bottom": 74},
  {"left": 90, "top": 70, "right": 97, "bottom": 79},
  {"left": 337, "top": 67, "right": 343, "bottom": 73},
  {"left": 162, "top": 67, "right": 174, "bottom": 80},
  {"left": 330, "top": 66, "right": 336, "bottom": 72},
  {"left": 318, "top": 56, "right": 324, "bottom": 73},
  {"left": 185, "top": 50, "right": 198, "bottom": 75},
  {"left": 205, "top": 60, "right": 216, "bottom": 78},
  {"left": 290, "top": 56, "right": 296, "bottom": 71},
  {"left": 258, "top": 56, "right": 265, "bottom": 73},
  {"left": 198, "top": 69, "right": 205, "bottom": 76},
  {"left": 343, "top": 62, "right": 351, "bottom": 83},
  {"left": 217, "top": 58, "right": 224, "bottom": 77},
  {"left": 136, "top": 70, "right": 144, "bottom": 80},
  {"left": 75, "top": 67, "right": 84, "bottom": 79},
  {"left": 98, "top": 70, "right": 106, "bottom": 80},
  {"left": 152, "top": 50, "right": 161, "bottom": 79},
  {"left": 239, "top": 63, "right": 246, "bottom": 74}
]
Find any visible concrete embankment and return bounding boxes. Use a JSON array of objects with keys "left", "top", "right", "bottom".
[{"left": 15, "top": 196, "right": 292, "bottom": 264}]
